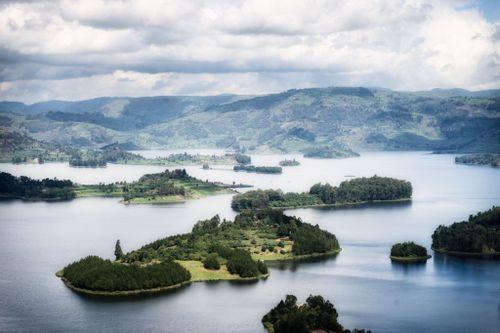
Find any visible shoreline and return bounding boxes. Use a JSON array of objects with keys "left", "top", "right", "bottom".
[
  {"left": 269, "top": 198, "right": 412, "bottom": 211},
  {"left": 390, "top": 255, "right": 431, "bottom": 262},
  {"left": 56, "top": 250, "right": 339, "bottom": 297},
  {"left": 432, "top": 248, "right": 500, "bottom": 259}
]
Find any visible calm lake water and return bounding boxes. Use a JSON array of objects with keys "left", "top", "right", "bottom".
[{"left": 0, "top": 151, "right": 499, "bottom": 332}]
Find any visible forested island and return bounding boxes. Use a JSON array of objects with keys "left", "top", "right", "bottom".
[
  {"left": 455, "top": 154, "right": 500, "bottom": 168},
  {"left": 279, "top": 159, "right": 300, "bottom": 166},
  {"left": 432, "top": 206, "right": 499, "bottom": 258},
  {"left": 0, "top": 169, "right": 234, "bottom": 204},
  {"left": 390, "top": 242, "right": 431, "bottom": 262},
  {"left": 0, "top": 172, "right": 76, "bottom": 201},
  {"left": 303, "top": 146, "right": 359, "bottom": 159},
  {"left": 231, "top": 176, "right": 412, "bottom": 211},
  {"left": 233, "top": 165, "right": 283, "bottom": 174},
  {"left": 262, "top": 294, "right": 371, "bottom": 333},
  {"left": 57, "top": 210, "right": 341, "bottom": 295}
]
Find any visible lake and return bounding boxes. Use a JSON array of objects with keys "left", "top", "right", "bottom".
[{"left": 0, "top": 151, "right": 499, "bottom": 332}]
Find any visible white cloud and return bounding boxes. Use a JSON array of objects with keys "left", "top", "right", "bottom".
[{"left": 0, "top": 0, "right": 498, "bottom": 102}]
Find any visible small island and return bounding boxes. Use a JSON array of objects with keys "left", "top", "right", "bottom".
[
  {"left": 0, "top": 169, "right": 234, "bottom": 204},
  {"left": 279, "top": 158, "right": 300, "bottom": 167},
  {"left": 303, "top": 146, "right": 359, "bottom": 159},
  {"left": 57, "top": 210, "right": 341, "bottom": 296},
  {"left": 262, "top": 294, "right": 371, "bottom": 333},
  {"left": 432, "top": 206, "right": 500, "bottom": 258},
  {"left": 233, "top": 165, "right": 282, "bottom": 174},
  {"left": 231, "top": 176, "right": 412, "bottom": 211},
  {"left": 390, "top": 242, "right": 431, "bottom": 262},
  {"left": 455, "top": 154, "right": 500, "bottom": 168}
]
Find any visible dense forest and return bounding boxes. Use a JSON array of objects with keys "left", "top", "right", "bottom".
[
  {"left": 231, "top": 176, "right": 412, "bottom": 211},
  {"left": 69, "top": 146, "right": 143, "bottom": 167},
  {"left": 432, "top": 206, "right": 500, "bottom": 255},
  {"left": 262, "top": 294, "right": 371, "bottom": 333},
  {"left": 390, "top": 242, "right": 429, "bottom": 259},
  {"left": 233, "top": 165, "right": 283, "bottom": 174},
  {"left": 61, "top": 256, "right": 191, "bottom": 292},
  {"left": 455, "top": 154, "right": 500, "bottom": 167},
  {"left": 0, "top": 172, "right": 75, "bottom": 200}
]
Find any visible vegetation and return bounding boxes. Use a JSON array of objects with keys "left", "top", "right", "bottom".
[
  {"left": 233, "top": 165, "right": 282, "bottom": 174},
  {"left": 231, "top": 176, "right": 412, "bottom": 211},
  {"left": 1, "top": 87, "right": 499, "bottom": 153},
  {"left": 235, "top": 153, "right": 251, "bottom": 164},
  {"left": 60, "top": 256, "right": 191, "bottom": 293},
  {"left": 432, "top": 206, "right": 500, "bottom": 256},
  {"left": 114, "top": 240, "right": 124, "bottom": 260},
  {"left": 279, "top": 159, "right": 300, "bottom": 166},
  {"left": 455, "top": 154, "right": 500, "bottom": 167},
  {"left": 203, "top": 254, "right": 220, "bottom": 270},
  {"left": 262, "top": 294, "right": 371, "bottom": 333},
  {"left": 61, "top": 209, "right": 337, "bottom": 294},
  {"left": 121, "top": 210, "right": 339, "bottom": 265},
  {"left": 303, "top": 146, "right": 359, "bottom": 159},
  {"left": 390, "top": 242, "right": 430, "bottom": 261},
  {"left": 0, "top": 172, "right": 75, "bottom": 201},
  {"left": 0, "top": 169, "right": 232, "bottom": 204}
]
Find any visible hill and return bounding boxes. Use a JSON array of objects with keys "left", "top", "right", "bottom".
[{"left": 1, "top": 87, "right": 498, "bottom": 153}]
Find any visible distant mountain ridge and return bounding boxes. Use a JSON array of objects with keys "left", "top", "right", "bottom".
[{"left": 0, "top": 86, "right": 499, "bottom": 153}]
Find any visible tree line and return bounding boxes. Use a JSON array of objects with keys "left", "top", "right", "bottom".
[
  {"left": 232, "top": 176, "right": 412, "bottom": 211},
  {"left": 62, "top": 256, "right": 191, "bottom": 292},
  {"left": 0, "top": 172, "right": 75, "bottom": 200},
  {"left": 432, "top": 206, "right": 499, "bottom": 254}
]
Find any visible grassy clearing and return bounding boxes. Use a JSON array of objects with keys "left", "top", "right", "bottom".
[{"left": 177, "top": 261, "right": 241, "bottom": 281}]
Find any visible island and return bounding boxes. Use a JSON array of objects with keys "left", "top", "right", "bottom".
[
  {"left": 432, "top": 206, "right": 500, "bottom": 258},
  {"left": 262, "top": 294, "right": 371, "bottom": 333},
  {"left": 57, "top": 209, "right": 341, "bottom": 295},
  {"left": 231, "top": 176, "right": 412, "bottom": 211},
  {"left": 233, "top": 165, "right": 283, "bottom": 174},
  {"left": 303, "top": 146, "right": 359, "bottom": 159},
  {"left": 0, "top": 169, "right": 235, "bottom": 204},
  {"left": 390, "top": 242, "right": 431, "bottom": 262},
  {"left": 279, "top": 158, "right": 300, "bottom": 166},
  {"left": 455, "top": 154, "right": 500, "bottom": 168}
]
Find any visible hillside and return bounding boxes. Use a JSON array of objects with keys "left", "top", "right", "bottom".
[{"left": 1, "top": 87, "right": 499, "bottom": 153}]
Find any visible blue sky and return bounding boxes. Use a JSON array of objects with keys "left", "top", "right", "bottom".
[{"left": 0, "top": 0, "right": 498, "bottom": 103}]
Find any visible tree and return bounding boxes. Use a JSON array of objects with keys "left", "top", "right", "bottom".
[{"left": 114, "top": 239, "right": 124, "bottom": 260}]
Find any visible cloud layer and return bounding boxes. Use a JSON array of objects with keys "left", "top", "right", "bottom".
[{"left": 0, "top": 0, "right": 498, "bottom": 103}]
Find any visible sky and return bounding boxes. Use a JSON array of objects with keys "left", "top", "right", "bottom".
[{"left": 0, "top": 0, "right": 499, "bottom": 103}]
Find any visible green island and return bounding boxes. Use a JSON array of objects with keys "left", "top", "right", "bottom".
[
  {"left": 279, "top": 158, "right": 300, "bottom": 166},
  {"left": 455, "top": 154, "right": 500, "bottom": 168},
  {"left": 262, "top": 294, "right": 371, "bottom": 333},
  {"left": 231, "top": 176, "right": 412, "bottom": 211},
  {"left": 432, "top": 206, "right": 500, "bottom": 258},
  {"left": 303, "top": 146, "right": 360, "bottom": 159},
  {"left": 390, "top": 242, "right": 431, "bottom": 262},
  {"left": 233, "top": 165, "right": 283, "bottom": 174},
  {"left": 57, "top": 209, "right": 341, "bottom": 295},
  {"left": 0, "top": 169, "right": 235, "bottom": 204}
]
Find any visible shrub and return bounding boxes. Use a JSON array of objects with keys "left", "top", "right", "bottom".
[{"left": 203, "top": 254, "right": 220, "bottom": 270}]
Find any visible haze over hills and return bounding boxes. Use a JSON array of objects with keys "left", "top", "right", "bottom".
[{"left": 1, "top": 87, "right": 499, "bottom": 154}]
